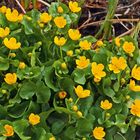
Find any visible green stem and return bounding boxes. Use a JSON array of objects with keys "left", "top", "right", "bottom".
[
  {"left": 95, "top": 0, "right": 119, "bottom": 39},
  {"left": 60, "top": 47, "right": 63, "bottom": 59},
  {"left": 131, "top": 21, "right": 140, "bottom": 39},
  {"left": 74, "top": 98, "right": 80, "bottom": 105}
]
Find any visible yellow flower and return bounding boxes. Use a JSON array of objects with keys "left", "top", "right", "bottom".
[
  {"left": 115, "top": 37, "right": 121, "bottom": 47},
  {"left": 91, "top": 62, "right": 106, "bottom": 81},
  {"left": 108, "top": 57, "right": 127, "bottom": 73},
  {"left": 54, "top": 16, "right": 66, "bottom": 28},
  {"left": 4, "top": 37, "right": 21, "bottom": 50},
  {"left": 40, "top": 12, "right": 52, "bottom": 23},
  {"left": 29, "top": 113, "right": 40, "bottom": 125},
  {"left": 68, "top": 29, "right": 81, "bottom": 40},
  {"left": 0, "top": 6, "right": 7, "bottom": 13},
  {"left": 131, "top": 65, "right": 140, "bottom": 80},
  {"left": 76, "top": 56, "right": 90, "bottom": 69},
  {"left": 75, "top": 85, "right": 90, "bottom": 98},
  {"left": 69, "top": 1, "right": 81, "bottom": 13},
  {"left": 100, "top": 100, "right": 112, "bottom": 110},
  {"left": 96, "top": 40, "right": 103, "bottom": 47},
  {"left": 57, "top": 6, "right": 63, "bottom": 13},
  {"left": 58, "top": 91, "right": 67, "bottom": 99},
  {"left": 93, "top": 127, "right": 105, "bottom": 140},
  {"left": 4, "top": 73, "right": 17, "bottom": 85},
  {"left": 19, "top": 62, "right": 26, "bottom": 69},
  {"left": 129, "top": 79, "right": 140, "bottom": 92},
  {"left": 6, "top": 9, "right": 23, "bottom": 22},
  {"left": 66, "top": 50, "right": 73, "bottom": 56},
  {"left": 130, "top": 99, "right": 140, "bottom": 117},
  {"left": 79, "top": 40, "right": 91, "bottom": 50},
  {"left": 123, "top": 41, "right": 135, "bottom": 54},
  {"left": 54, "top": 36, "right": 66, "bottom": 46},
  {"left": 3, "top": 124, "right": 14, "bottom": 137},
  {"left": 0, "top": 27, "right": 10, "bottom": 38}
]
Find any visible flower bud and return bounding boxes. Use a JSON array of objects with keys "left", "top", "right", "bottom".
[
  {"left": 106, "top": 113, "right": 111, "bottom": 117},
  {"left": 66, "top": 50, "right": 73, "bottom": 57},
  {"left": 28, "top": 53, "right": 32, "bottom": 57},
  {"left": 77, "top": 111, "right": 83, "bottom": 117},
  {"left": 72, "top": 105, "right": 78, "bottom": 111},
  {"left": 68, "top": 98, "right": 73, "bottom": 102},
  {"left": 126, "top": 70, "right": 130, "bottom": 74},
  {"left": 9, "top": 53, "right": 16, "bottom": 58},
  {"left": 126, "top": 95, "right": 130, "bottom": 100},
  {"left": 96, "top": 40, "right": 103, "bottom": 47},
  {"left": 75, "top": 49, "right": 81, "bottom": 54},
  {"left": 94, "top": 77, "right": 101, "bottom": 83},
  {"left": 19, "top": 62, "right": 26, "bottom": 69},
  {"left": 57, "top": 6, "right": 63, "bottom": 13},
  {"left": 121, "top": 78, "right": 126, "bottom": 85},
  {"left": 2, "top": 89, "right": 7, "bottom": 94},
  {"left": 58, "top": 91, "right": 67, "bottom": 99},
  {"left": 61, "top": 62, "right": 67, "bottom": 69},
  {"left": 49, "top": 136, "right": 56, "bottom": 140}
]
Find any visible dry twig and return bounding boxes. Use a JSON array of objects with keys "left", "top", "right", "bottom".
[
  {"left": 15, "top": 0, "right": 26, "bottom": 14},
  {"left": 37, "top": 0, "right": 50, "bottom": 7},
  {"left": 78, "top": 18, "right": 140, "bottom": 29}
]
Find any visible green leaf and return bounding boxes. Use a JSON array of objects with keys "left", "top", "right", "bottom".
[
  {"left": 22, "top": 17, "right": 34, "bottom": 34},
  {"left": 0, "top": 57, "right": 9, "bottom": 71},
  {"left": 32, "top": 127, "right": 50, "bottom": 140},
  {"left": 7, "top": 101, "right": 30, "bottom": 118},
  {"left": 63, "top": 126, "right": 76, "bottom": 139},
  {"left": 80, "top": 35, "right": 97, "bottom": 43},
  {"left": 76, "top": 118, "right": 93, "bottom": 137},
  {"left": 31, "top": 42, "right": 42, "bottom": 67},
  {"left": 24, "top": 0, "right": 31, "bottom": 9},
  {"left": 13, "top": 119, "right": 31, "bottom": 140},
  {"left": 115, "top": 114, "right": 126, "bottom": 124},
  {"left": 59, "top": 77, "right": 76, "bottom": 99},
  {"left": 72, "top": 69, "right": 86, "bottom": 85},
  {"left": 79, "top": 96, "right": 93, "bottom": 116},
  {"left": 115, "top": 114, "right": 129, "bottom": 133},
  {"left": 19, "top": 81, "right": 36, "bottom": 99},
  {"left": 114, "top": 133, "right": 126, "bottom": 140},
  {"left": 51, "top": 120, "right": 66, "bottom": 135},
  {"left": 44, "top": 66, "right": 59, "bottom": 92},
  {"left": 113, "top": 81, "right": 120, "bottom": 92},
  {"left": 36, "top": 81, "right": 51, "bottom": 103},
  {"left": 0, "top": 13, "right": 8, "bottom": 26},
  {"left": 104, "top": 88, "right": 115, "bottom": 98},
  {"left": 0, "top": 105, "right": 8, "bottom": 119},
  {"left": 49, "top": 2, "right": 69, "bottom": 16}
]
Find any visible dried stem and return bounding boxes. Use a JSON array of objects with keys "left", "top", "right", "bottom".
[
  {"left": 78, "top": 18, "right": 140, "bottom": 29},
  {"left": 37, "top": 0, "right": 50, "bottom": 7},
  {"left": 15, "top": 0, "right": 26, "bottom": 14}
]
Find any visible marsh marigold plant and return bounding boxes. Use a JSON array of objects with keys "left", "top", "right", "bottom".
[{"left": 0, "top": 2, "right": 140, "bottom": 140}]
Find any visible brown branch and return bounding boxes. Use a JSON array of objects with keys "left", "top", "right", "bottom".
[
  {"left": 37, "top": 0, "right": 50, "bottom": 7},
  {"left": 78, "top": 19, "right": 140, "bottom": 29},
  {"left": 15, "top": 0, "right": 26, "bottom": 14},
  {"left": 117, "top": 27, "right": 135, "bottom": 38}
]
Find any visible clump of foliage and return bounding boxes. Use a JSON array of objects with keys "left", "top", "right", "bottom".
[{"left": 0, "top": 1, "right": 140, "bottom": 140}]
